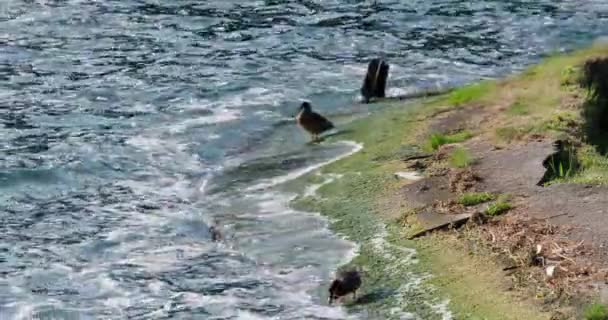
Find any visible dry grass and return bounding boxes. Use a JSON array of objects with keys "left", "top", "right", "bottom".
[
  {"left": 440, "top": 46, "right": 608, "bottom": 146},
  {"left": 478, "top": 210, "right": 602, "bottom": 300}
]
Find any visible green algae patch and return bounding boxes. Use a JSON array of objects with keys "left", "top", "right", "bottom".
[
  {"left": 445, "top": 81, "right": 496, "bottom": 106},
  {"left": 291, "top": 172, "right": 449, "bottom": 319},
  {"left": 288, "top": 101, "right": 456, "bottom": 319},
  {"left": 286, "top": 98, "right": 549, "bottom": 319}
]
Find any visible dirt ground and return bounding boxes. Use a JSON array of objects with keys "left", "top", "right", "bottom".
[{"left": 399, "top": 104, "right": 608, "bottom": 314}]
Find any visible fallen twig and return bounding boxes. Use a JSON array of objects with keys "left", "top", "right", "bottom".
[{"left": 555, "top": 253, "right": 577, "bottom": 265}]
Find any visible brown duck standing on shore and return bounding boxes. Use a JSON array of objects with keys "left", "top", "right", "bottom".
[
  {"left": 361, "top": 58, "right": 390, "bottom": 103},
  {"left": 295, "top": 101, "right": 334, "bottom": 142},
  {"left": 328, "top": 269, "right": 362, "bottom": 305}
]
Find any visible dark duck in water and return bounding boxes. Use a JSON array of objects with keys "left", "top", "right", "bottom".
[
  {"left": 328, "top": 269, "right": 362, "bottom": 305},
  {"left": 295, "top": 102, "right": 334, "bottom": 143}
]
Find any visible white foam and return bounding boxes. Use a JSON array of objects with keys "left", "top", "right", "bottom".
[
  {"left": 593, "top": 36, "right": 608, "bottom": 46},
  {"left": 430, "top": 300, "right": 453, "bottom": 320},
  {"left": 304, "top": 173, "right": 343, "bottom": 197},
  {"left": 395, "top": 171, "right": 424, "bottom": 181},
  {"left": 167, "top": 108, "right": 241, "bottom": 133},
  {"left": 338, "top": 239, "right": 360, "bottom": 268},
  {"left": 370, "top": 224, "right": 417, "bottom": 265},
  {"left": 121, "top": 244, "right": 211, "bottom": 273},
  {"left": 246, "top": 140, "right": 363, "bottom": 191},
  {"left": 369, "top": 223, "right": 452, "bottom": 319},
  {"left": 186, "top": 87, "right": 290, "bottom": 112},
  {"left": 387, "top": 87, "right": 419, "bottom": 97},
  {"left": 235, "top": 310, "right": 270, "bottom": 320},
  {"left": 11, "top": 303, "right": 36, "bottom": 320}
]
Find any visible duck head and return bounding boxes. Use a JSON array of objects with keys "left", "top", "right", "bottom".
[
  {"left": 299, "top": 102, "right": 312, "bottom": 113},
  {"left": 327, "top": 279, "right": 340, "bottom": 305}
]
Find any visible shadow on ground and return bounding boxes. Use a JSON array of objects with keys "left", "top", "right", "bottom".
[{"left": 352, "top": 288, "right": 395, "bottom": 306}]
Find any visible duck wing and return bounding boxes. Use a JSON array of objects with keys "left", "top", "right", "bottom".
[{"left": 310, "top": 111, "right": 334, "bottom": 132}]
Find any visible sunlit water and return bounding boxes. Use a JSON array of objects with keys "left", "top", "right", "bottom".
[{"left": 1, "top": 0, "right": 607, "bottom": 319}]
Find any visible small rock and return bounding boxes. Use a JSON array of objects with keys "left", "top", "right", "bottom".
[
  {"left": 417, "top": 185, "right": 430, "bottom": 193},
  {"left": 469, "top": 211, "right": 487, "bottom": 225},
  {"left": 546, "top": 265, "right": 557, "bottom": 278}
]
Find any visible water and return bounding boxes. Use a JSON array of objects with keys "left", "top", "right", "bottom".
[{"left": 1, "top": 0, "right": 607, "bottom": 319}]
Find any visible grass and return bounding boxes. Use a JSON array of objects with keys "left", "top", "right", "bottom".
[
  {"left": 541, "top": 111, "right": 579, "bottom": 132},
  {"left": 426, "top": 130, "right": 473, "bottom": 151},
  {"left": 539, "top": 142, "right": 581, "bottom": 185},
  {"left": 569, "top": 145, "right": 608, "bottom": 184},
  {"left": 485, "top": 199, "right": 512, "bottom": 216},
  {"left": 494, "top": 125, "right": 535, "bottom": 144},
  {"left": 547, "top": 151, "right": 577, "bottom": 180},
  {"left": 417, "top": 233, "right": 551, "bottom": 320},
  {"left": 584, "top": 303, "right": 608, "bottom": 320},
  {"left": 447, "top": 81, "right": 495, "bottom": 106},
  {"left": 457, "top": 192, "right": 495, "bottom": 206},
  {"left": 449, "top": 147, "right": 473, "bottom": 168},
  {"left": 507, "top": 100, "right": 530, "bottom": 116},
  {"left": 560, "top": 65, "right": 580, "bottom": 87},
  {"left": 481, "top": 46, "right": 608, "bottom": 147}
]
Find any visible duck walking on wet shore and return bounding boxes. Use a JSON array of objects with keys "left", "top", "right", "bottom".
[
  {"left": 328, "top": 269, "right": 362, "bottom": 305},
  {"left": 295, "top": 101, "right": 334, "bottom": 143}
]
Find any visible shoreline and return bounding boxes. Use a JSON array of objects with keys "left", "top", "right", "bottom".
[{"left": 288, "top": 44, "right": 608, "bottom": 319}]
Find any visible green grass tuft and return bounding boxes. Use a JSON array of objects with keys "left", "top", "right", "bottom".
[
  {"left": 494, "top": 125, "right": 535, "bottom": 144},
  {"left": 427, "top": 130, "right": 473, "bottom": 151},
  {"left": 560, "top": 65, "right": 580, "bottom": 87},
  {"left": 447, "top": 81, "right": 494, "bottom": 106},
  {"left": 568, "top": 145, "right": 608, "bottom": 184},
  {"left": 584, "top": 303, "right": 608, "bottom": 320},
  {"left": 449, "top": 147, "right": 473, "bottom": 168},
  {"left": 542, "top": 111, "right": 579, "bottom": 132},
  {"left": 507, "top": 101, "right": 530, "bottom": 116},
  {"left": 457, "top": 192, "right": 495, "bottom": 206},
  {"left": 485, "top": 200, "right": 512, "bottom": 216}
]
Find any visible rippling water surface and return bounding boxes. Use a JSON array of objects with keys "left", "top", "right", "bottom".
[{"left": 1, "top": 0, "right": 608, "bottom": 319}]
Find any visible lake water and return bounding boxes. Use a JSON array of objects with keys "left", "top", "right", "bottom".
[{"left": 1, "top": 0, "right": 607, "bottom": 319}]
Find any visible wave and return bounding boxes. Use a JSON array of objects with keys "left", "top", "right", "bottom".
[{"left": 246, "top": 140, "right": 363, "bottom": 191}]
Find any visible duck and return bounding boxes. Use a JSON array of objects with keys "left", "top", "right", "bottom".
[
  {"left": 328, "top": 269, "right": 362, "bottom": 305},
  {"left": 295, "top": 102, "right": 334, "bottom": 142},
  {"left": 209, "top": 225, "right": 223, "bottom": 242},
  {"left": 361, "top": 58, "right": 390, "bottom": 103},
  {"left": 208, "top": 219, "right": 223, "bottom": 242}
]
